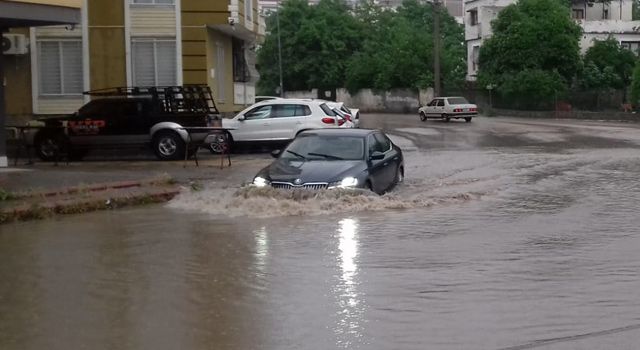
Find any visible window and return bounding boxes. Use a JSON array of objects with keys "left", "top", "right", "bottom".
[
  {"left": 469, "top": 9, "right": 478, "bottom": 26},
  {"left": 232, "top": 38, "right": 248, "bottom": 83},
  {"left": 622, "top": 41, "right": 640, "bottom": 56},
  {"left": 572, "top": 9, "right": 584, "bottom": 20},
  {"left": 603, "top": 9, "right": 609, "bottom": 19},
  {"left": 320, "top": 103, "right": 336, "bottom": 116},
  {"left": 132, "top": 39, "right": 176, "bottom": 86},
  {"left": 437, "top": 99, "right": 445, "bottom": 107},
  {"left": 447, "top": 97, "right": 470, "bottom": 105},
  {"left": 38, "top": 40, "right": 83, "bottom": 96},
  {"left": 131, "top": 0, "right": 174, "bottom": 4},
  {"left": 245, "top": 0, "right": 253, "bottom": 23},
  {"left": 472, "top": 46, "right": 480, "bottom": 72},
  {"left": 374, "top": 133, "right": 392, "bottom": 152},
  {"left": 216, "top": 42, "right": 226, "bottom": 102},
  {"left": 273, "top": 104, "right": 311, "bottom": 118},
  {"left": 427, "top": 99, "right": 438, "bottom": 107},
  {"left": 244, "top": 105, "right": 272, "bottom": 120},
  {"left": 367, "top": 134, "right": 385, "bottom": 154}
]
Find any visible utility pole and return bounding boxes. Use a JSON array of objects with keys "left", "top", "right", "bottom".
[
  {"left": 276, "top": 2, "right": 284, "bottom": 97},
  {"left": 433, "top": 0, "right": 441, "bottom": 97}
]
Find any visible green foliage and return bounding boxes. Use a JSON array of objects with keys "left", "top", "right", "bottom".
[
  {"left": 257, "top": 0, "right": 466, "bottom": 95},
  {"left": 581, "top": 38, "right": 636, "bottom": 90},
  {"left": 346, "top": 0, "right": 465, "bottom": 92},
  {"left": 579, "top": 62, "right": 620, "bottom": 91},
  {"left": 257, "top": 0, "right": 363, "bottom": 95},
  {"left": 478, "top": 0, "right": 581, "bottom": 105},
  {"left": 499, "top": 69, "right": 567, "bottom": 108},
  {"left": 634, "top": 0, "right": 640, "bottom": 20},
  {"left": 630, "top": 62, "right": 640, "bottom": 106}
]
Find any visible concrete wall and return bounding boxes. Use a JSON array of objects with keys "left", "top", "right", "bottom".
[
  {"left": 491, "top": 108, "right": 640, "bottom": 121},
  {"left": 284, "top": 88, "right": 434, "bottom": 113}
]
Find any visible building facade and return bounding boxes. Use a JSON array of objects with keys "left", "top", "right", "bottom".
[
  {"left": 1, "top": 0, "right": 81, "bottom": 167},
  {"left": 4, "top": 0, "right": 264, "bottom": 123},
  {"left": 464, "top": 0, "right": 640, "bottom": 81}
]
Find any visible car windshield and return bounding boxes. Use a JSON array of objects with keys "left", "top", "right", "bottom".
[
  {"left": 282, "top": 134, "right": 364, "bottom": 161},
  {"left": 447, "top": 97, "right": 469, "bottom": 105}
]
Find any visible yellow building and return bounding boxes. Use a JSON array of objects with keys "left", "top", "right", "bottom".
[
  {"left": 3, "top": 0, "right": 264, "bottom": 120},
  {"left": 1, "top": 0, "right": 82, "bottom": 167}
]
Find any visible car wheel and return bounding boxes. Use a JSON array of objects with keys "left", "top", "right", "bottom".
[
  {"left": 419, "top": 112, "right": 427, "bottom": 122},
  {"left": 394, "top": 166, "right": 404, "bottom": 185},
  {"left": 465, "top": 117, "right": 472, "bottom": 123},
  {"left": 208, "top": 133, "right": 232, "bottom": 154},
  {"left": 34, "top": 132, "right": 66, "bottom": 162},
  {"left": 365, "top": 180, "right": 374, "bottom": 193},
  {"left": 442, "top": 114, "right": 451, "bottom": 122},
  {"left": 153, "top": 131, "right": 185, "bottom": 161}
]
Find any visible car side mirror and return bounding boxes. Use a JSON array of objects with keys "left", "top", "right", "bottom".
[
  {"left": 238, "top": 115, "right": 246, "bottom": 121},
  {"left": 271, "top": 149, "right": 281, "bottom": 158},
  {"left": 370, "top": 151, "right": 385, "bottom": 160}
]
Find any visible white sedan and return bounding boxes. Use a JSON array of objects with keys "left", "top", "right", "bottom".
[{"left": 418, "top": 96, "right": 477, "bottom": 122}]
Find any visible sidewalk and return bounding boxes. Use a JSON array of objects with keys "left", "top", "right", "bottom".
[{"left": 0, "top": 154, "right": 272, "bottom": 223}]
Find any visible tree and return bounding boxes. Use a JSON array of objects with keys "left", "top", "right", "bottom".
[
  {"left": 582, "top": 38, "right": 636, "bottom": 90},
  {"left": 630, "top": 61, "right": 640, "bottom": 107},
  {"left": 345, "top": 0, "right": 466, "bottom": 92},
  {"left": 634, "top": 0, "right": 640, "bottom": 20},
  {"left": 478, "top": 0, "right": 582, "bottom": 108},
  {"left": 257, "top": 0, "right": 363, "bottom": 95},
  {"left": 257, "top": 0, "right": 466, "bottom": 95}
]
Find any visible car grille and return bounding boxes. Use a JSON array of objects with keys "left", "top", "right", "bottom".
[{"left": 271, "top": 182, "right": 329, "bottom": 190}]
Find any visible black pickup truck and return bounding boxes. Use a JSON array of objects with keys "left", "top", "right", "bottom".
[{"left": 33, "top": 85, "right": 219, "bottom": 161}]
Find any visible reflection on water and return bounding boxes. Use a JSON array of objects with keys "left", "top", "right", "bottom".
[
  {"left": 254, "top": 226, "right": 269, "bottom": 274},
  {"left": 334, "top": 218, "right": 363, "bottom": 348}
]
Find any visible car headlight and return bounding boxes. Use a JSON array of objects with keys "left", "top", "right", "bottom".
[
  {"left": 253, "top": 176, "right": 270, "bottom": 188},
  {"left": 329, "top": 176, "right": 358, "bottom": 189}
]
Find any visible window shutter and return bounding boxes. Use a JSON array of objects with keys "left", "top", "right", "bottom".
[
  {"left": 39, "top": 41, "right": 62, "bottom": 94},
  {"left": 156, "top": 41, "right": 176, "bottom": 86},
  {"left": 61, "top": 41, "right": 83, "bottom": 94},
  {"left": 132, "top": 41, "right": 156, "bottom": 86}
]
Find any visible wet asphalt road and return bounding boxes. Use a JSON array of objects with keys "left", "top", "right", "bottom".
[{"left": 2, "top": 114, "right": 640, "bottom": 349}]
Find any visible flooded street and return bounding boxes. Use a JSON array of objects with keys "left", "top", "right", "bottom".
[{"left": 2, "top": 115, "right": 640, "bottom": 349}]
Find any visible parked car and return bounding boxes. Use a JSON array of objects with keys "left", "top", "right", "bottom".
[
  {"left": 252, "top": 128, "right": 404, "bottom": 195},
  {"left": 214, "top": 99, "right": 347, "bottom": 152},
  {"left": 329, "top": 104, "right": 355, "bottom": 128},
  {"left": 418, "top": 96, "right": 477, "bottom": 122},
  {"left": 31, "top": 86, "right": 218, "bottom": 161},
  {"left": 325, "top": 101, "right": 360, "bottom": 128},
  {"left": 255, "top": 96, "right": 280, "bottom": 103}
]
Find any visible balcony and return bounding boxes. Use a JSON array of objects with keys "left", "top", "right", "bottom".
[{"left": 580, "top": 20, "right": 640, "bottom": 34}]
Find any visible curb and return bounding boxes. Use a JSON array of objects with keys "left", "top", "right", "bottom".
[{"left": 1, "top": 182, "right": 180, "bottom": 224}]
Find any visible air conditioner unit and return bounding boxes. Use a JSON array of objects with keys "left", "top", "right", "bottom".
[{"left": 2, "top": 34, "right": 29, "bottom": 55}]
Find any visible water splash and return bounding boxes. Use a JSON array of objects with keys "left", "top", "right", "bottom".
[{"left": 167, "top": 184, "right": 486, "bottom": 218}]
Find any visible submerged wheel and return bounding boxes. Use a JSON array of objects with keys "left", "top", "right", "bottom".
[
  {"left": 34, "top": 132, "right": 66, "bottom": 161},
  {"left": 152, "top": 131, "right": 185, "bottom": 161},
  {"left": 394, "top": 166, "right": 404, "bottom": 185},
  {"left": 419, "top": 112, "right": 427, "bottom": 122},
  {"left": 442, "top": 114, "right": 451, "bottom": 122},
  {"left": 465, "top": 117, "right": 472, "bottom": 123}
]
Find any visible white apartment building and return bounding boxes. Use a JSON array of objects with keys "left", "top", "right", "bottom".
[{"left": 464, "top": 0, "right": 640, "bottom": 81}]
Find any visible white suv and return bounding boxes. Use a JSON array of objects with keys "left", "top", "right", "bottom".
[{"left": 219, "top": 99, "right": 347, "bottom": 148}]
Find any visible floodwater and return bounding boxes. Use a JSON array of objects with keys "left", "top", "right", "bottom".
[{"left": 2, "top": 116, "right": 640, "bottom": 349}]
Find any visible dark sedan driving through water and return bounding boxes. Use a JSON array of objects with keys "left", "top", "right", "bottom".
[{"left": 252, "top": 129, "right": 404, "bottom": 194}]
